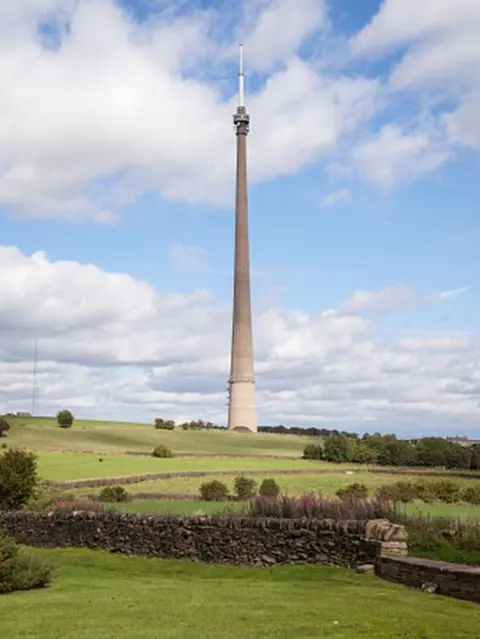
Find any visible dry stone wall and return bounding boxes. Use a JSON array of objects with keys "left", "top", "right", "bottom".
[
  {"left": 0, "top": 512, "right": 400, "bottom": 568},
  {"left": 376, "top": 556, "right": 480, "bottom": 604}
]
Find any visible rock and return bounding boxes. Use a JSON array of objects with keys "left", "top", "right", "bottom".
[{"left": 356, "top": 564, "right": 375, "bottom": 574}]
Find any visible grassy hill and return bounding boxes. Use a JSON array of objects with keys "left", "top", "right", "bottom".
[{"left": 4, "top": 416, "right": 313, "bottom": 456}]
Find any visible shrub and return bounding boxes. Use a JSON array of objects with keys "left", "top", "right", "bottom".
[
  {"left": 234, "top": 476, "right": 257, "bottom": 500},
  {"left": 336, "top": 483, "right": 369, "bottom": 500},
  {"left": 152, "top": 445, "right": 173, "bottom": 458},
  {"left": 461, "top": 485, "right": 480, "bottom": 505},
  {"left": 154, "top": 418, "right": 175, "bottom": 430},
  {"left": 56, "top": 409, "right": 73, "bottom": 429},
  {"left": 199, "top": 480, "right": 229, "bottom": 502},
  {"left": 412, "top": 480, "right": 436, "bottom": 503},
  {"left": 376, "top": 481, "right": 417, "bottom": 504},
  {"left": 98, "top": 486, "right": 130, "bottom": 503},
  {"left": 0, "top": 448, "right": 38, "bottom": 510},
  {"left": 303, "top": 444, "right": 323, "bottom": 460},
  {"left": 0, "top": 418, "right": 10, "bottom": 437},
  {"left": 259, "top": 478, "right": 280, "bottom": 498},
  {"left": 429, "top": 480, "right": 461, "bottom": 504},
  {"left": 0, "top": 532, "right": 52, "bottom": 594},
  {"left": 248, "top": 493, "right": 394, "bottom": 520}
]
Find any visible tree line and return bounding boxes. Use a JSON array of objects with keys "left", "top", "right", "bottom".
[{"left": 303, "top": 432, "right": 480, "bottom": 470}]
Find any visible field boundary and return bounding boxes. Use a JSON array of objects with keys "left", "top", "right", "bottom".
[
  {"left": 0, "top": 511, "right": 407, "bottom": 569},
  {"left": 44, "top": 468, "right": 355, "bottom": 489},
  {"left": 43, "top": 466, "right": 480, "bottom": 490}
]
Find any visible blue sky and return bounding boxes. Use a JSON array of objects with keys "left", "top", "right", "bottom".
[{"left": 0, "top": 0, "right": 479, "bottom": 436}]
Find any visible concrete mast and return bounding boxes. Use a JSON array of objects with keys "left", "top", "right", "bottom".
[{"left": 227, "top": 44, "right": 257, "bottom": 433}]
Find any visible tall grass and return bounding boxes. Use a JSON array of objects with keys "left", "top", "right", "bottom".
[
  {"left": 389, "top": 511, "right": 480, "bottom": 564},
  {"left": 247, "top": 493, "right": 394, "bottom": 520},
  {"left": 247, "top": 493, "right": 480, "bottom": 565}
]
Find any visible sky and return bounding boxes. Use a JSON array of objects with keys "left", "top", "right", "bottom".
[{"left": 0, "top": 0, "right": 479, "bottom": 437}]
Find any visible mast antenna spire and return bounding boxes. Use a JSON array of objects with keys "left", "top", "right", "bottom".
[{"left": 238, "top": 43, "right": 245, "bottom": 108}]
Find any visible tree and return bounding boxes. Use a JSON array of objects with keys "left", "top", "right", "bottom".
[
  {"left": 350, "top": 442, "right": 375, "bottom": 464},
  {"left": 234, "top": 476, "right": 257, "bottom": 500},
  {"left": 57, "top": 410, "right": 74, "bottom": 429},
  {"left": 377, "top": 440, "right": 415, "bottom": 466},
  {"left": 414, "top": 438, "right": 452, "bottom": 467},
  {"left": 0, "top": 418, "right": 10, "bottom": 437},
  {"left": 470, "top": 445, "right": 480, "bottom": 471},
  {"left": 303, "top": 444, "right": 323, "bottom": 460},
  {"left": 0, "top": 448, "right": 38, "bottom": 510},
  {"left": 323, "top": 434, "right": 353, "bottom": 463},
  {"left": 259, "top": 478, "right": 280, "bottom": 498},
  {"left": 154, "top": 418, "right": 175, "bottom": 430}
]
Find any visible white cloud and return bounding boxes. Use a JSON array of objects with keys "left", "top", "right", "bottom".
[
  {"left": 0, "top": 0, "right": 380, "bottom": 221},
  {"left": 349, "top": 0, "right": 480, "bottom": 184},
  {"left": 320, "top": 189, "right": 350, "bottom": 207},
  {"left": 241, "top": 0, "right": 325, "bottom": 71},
  {"left": 352, "top": 124, "right": 449, "bottom": 188},
  {"left": 444, "top": 96, "right": 480, "bottom": 150},
  {"left": 1, "top": 245, "right": 479, "bottom": 434},
  {"left": 439, "top": 286, "right": 471, "bottom": 301}
]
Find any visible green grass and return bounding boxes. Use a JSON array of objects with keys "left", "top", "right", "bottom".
[
  {"left": 80, "top": 471, "right": 479, "bottom": 497},
  {"left": 403, "top": 502, "right": 480, "bottom": 519},
  {"left": 5, "top": 417, "right": 315, "bottom": 456},
  {"left": 37, "top": 452, "right": 323, "bottom": 481},
  {"left": 114, "top": 499, "right": 237, "bottom": 516},
  {"left": 1, "top": 548, "right": 478, "bottom": 638}
]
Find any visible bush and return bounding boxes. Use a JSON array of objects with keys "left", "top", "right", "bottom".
[
  {"left": 429, "top": 480, "right": 461, "bottom": 504},
  {"left": 248, "top": 493, "right": 394, "bottom": 520},
  {"left": 461, "top": 485, "right": 480, "bottom": 505},
  {"left": 0, "top": 532, "right": 52, "bottom": 594},
  {"left": 0, "top": 448, "right": 38, "bottom": 510},
  {"left": 302, "top": 444, "right": 323, "bottom": 460},
  {"left": 56, "top": 409, "right": 73, "bottom": 429},
  {"left": 98, "top": 486, "right": 130, "bottom": 503},
  {"left": 0, "top": 418, "right": 10, "bottom": 437},
  {"left": 152, "top": 445, "right": 173, "bottom": 458},
  {"left": 376, "top": 481, "right": 417, "bottom": 504},
  {"left": 199, "top": 480, "right": 229, "bottom": 502},
  {"left": 412, "top": 480, "right": 436, "bottom": 503},
  {"left": 154, "top": 418, "right": 175, "bottom": 430},
  {"left": 234, "top": 476, "right": 257, "bottom": 500},
  {"left": 259, "top": 478, "right": 280, "bottom": 498},
  {"left": 336, "top": 483, "right": 369, "bottom": 500}
]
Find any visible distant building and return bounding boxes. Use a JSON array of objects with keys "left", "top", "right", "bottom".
[
  {"left": 446, "top": 436, "right": 480, "bottom": 448},
  {"left": 16, "top": 411, "right": 32, "bottom": 418}
]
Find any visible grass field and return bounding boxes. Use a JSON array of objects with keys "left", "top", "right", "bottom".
[
  {"left": 1, "top": 548, "right": 478, "bottom": 639},
  {"left": 77, "top": 470, "right": 478, "bottom": 496},
  {"left": 36, "top": 452, "right": 323, "bottom": 481},
  {"left": 5, "top": 417, "right": 313, "bottom": 456}
]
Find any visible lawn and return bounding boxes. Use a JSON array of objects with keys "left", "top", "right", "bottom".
[
  {"left": 78, "top": 471, "right": 479, "bottom": 498},
  {"left": 36, "top": 452, "right": 321, "bottom": 481},
  {"left": 115, "top": 499, "right": 237, "bottom": 516},
  {"left": 5, "top": 417, "right": 314, "bottom": 456},
  {"left": 1, "top": 549, "right": 478, "bottom": 639}
]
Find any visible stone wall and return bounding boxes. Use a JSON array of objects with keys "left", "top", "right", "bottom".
[
  {"left": 376, "top": 556, "right": 480, "bottom": 604},
  {"left": 0, "top": 512, "right": 403, "bottom": 567}
]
